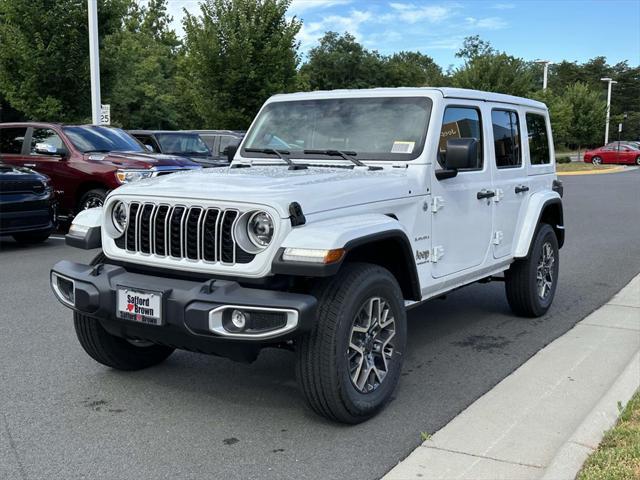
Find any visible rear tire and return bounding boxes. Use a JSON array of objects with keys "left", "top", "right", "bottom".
[
  {"left": 505, "top": 224, "right": 559, "bottom": 317},
  {"left": 296, "top": 263, "right": 407, "bottom": 423},
  {"left": 74, "top": 313, "right": 174, "bottom": 371}
]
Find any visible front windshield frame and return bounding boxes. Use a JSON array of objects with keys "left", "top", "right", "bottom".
[
  {"left": 155, "top": 132, "right": 211, "bottom": 155},
  {"left": 63, "top": 126, "right": 145, "bottom": 154},
  {"left": 241, "top": 96, "right": 433, "bottom": 162}
]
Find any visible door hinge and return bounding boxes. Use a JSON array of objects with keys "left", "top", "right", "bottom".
[
  {"left": 431, "top": 196, "right": 445, "bottom": 213},
  {"left": 493, "top": 188, "right": 504, "bottom": 203},
  {"left": 493, "top": 231, "right": 504, "bottom": 245},
  {"left": 430, "top": 246, "right": 445, "bottom": 262}
]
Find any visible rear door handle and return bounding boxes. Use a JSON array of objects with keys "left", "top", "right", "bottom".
[
  {"left": 515, "top": 185, "right": 530, "bottom": 194},
  {"left": 477, "top": 189, "right": 496, "bottom": 200}
]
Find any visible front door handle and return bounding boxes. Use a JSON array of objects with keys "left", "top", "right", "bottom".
[
  {"left": 24, "top": 163, "right": 36, "bottom": 167},
  {"left": 515, "top": 185, "right": 530, "bottom": 194},
  {"left": 477, "top": 189, "right": 496, "bottom": 200}
]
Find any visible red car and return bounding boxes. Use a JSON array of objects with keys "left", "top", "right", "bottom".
[
  {"left": 583, "top": 144, "right": 640, "bottom": 166},
  {"left": 0, "top": 123, "right": 201, "bottom": 219}
]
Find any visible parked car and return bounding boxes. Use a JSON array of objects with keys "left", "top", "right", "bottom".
[
  {"left": 583, "top": 144, "right": 640, "bottom": 165},
  {"left": 128, "top": 130, "right": 227, "bottom": 167},
  {"left": 183, "top": 130, "right": 245, "bottom": 162},
  {"left": 605, "top": 140, "right": 640, "bottom": 150},
  {"left": 0, "top": 123, "right": 202, "bottom": 218},
  {"left": 0, "top": 162, "right": 56, "bottom": 243},
  {"left": 53, "top": 88, "right": 564, "bottom": 423}
]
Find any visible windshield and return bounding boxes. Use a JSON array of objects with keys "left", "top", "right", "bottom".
[
  {"left": 156, "top": 133, "right": 210, "bottom": 155},
  {"left": 63, "top": 126, "right": 144, "bottom": 153},
  {"left": 242, "top": 97, "right": 432, "bottom": 161}
]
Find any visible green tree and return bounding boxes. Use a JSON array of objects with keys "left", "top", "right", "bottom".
[
  {"left": 531, "top": 89, "right": 572, "bottom": 146},
  {"left": 300, "top": 32, "right": 386, "bottom": 90},
  {"left": 383, "top": 51, "right": 445, "bottom": 87},
  {"left": 179, "top": 0, "right": 301, "bottom": 129},
  {"left": 562, "top": 82, "right": 607, "bottom": 156},
  {"left": 451, "top": 53, "right": 536, "bottom": 97},
  {"left": 0, "top": 0, "right": 129, "bottom": 122},
  {"left": 455, "top": 35, "right": 494, "bottom": 60},
  {"left": 101, "top": 0, "right": 181, "bottom": 128}
]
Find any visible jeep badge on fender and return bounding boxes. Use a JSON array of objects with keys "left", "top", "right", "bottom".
[{"left": 51, "top": 88, "right": 564, "bottom": 424}]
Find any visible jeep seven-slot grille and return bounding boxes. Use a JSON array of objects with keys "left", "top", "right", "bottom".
[{"left": 116, "top": 202, "right": 255, "bottom": 265}]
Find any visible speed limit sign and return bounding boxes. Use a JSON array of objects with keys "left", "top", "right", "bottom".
[{"left": 100, "top": 104, "right": 111, "bottom": 125}]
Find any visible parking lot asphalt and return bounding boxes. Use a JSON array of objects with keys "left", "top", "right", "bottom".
[{"left": 1, "top": 169, "right": 639, "bottom": 480}]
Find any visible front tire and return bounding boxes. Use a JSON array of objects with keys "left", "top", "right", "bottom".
[
  {"left": 74, "top": 313, "right": 174, "bottom": 370},
  {"left": 77, "top": 188, "right": 107, "bottom": 212},
  {"left": 296, "top": 263, "right": 407, "bottom": 423},
  {"left": 591, "top": 156, "right": 602, "bottom": 165},
  {"left": 505, "top": 224, "right": 559, "bottom": 317},
  {"left": 635, "top": 156, "right": 640, "bottom": 166}
]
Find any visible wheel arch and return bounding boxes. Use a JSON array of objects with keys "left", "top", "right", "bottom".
[
  {"left": 76, "top": 181, "right": 109, "bottom": 208},
  {"left": 514, "top": 194, "right": 564, "bottom": 258}
]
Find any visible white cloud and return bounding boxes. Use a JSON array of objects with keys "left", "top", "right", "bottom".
[
  {"left": 491, "top": 2, "right": 515, "bottom": 9},
  {"left": 387, "top": 3, "right": 457, "bottom": 24},
  {"left": 465, "top": 16, "right": 508, "bottom": 30},
  {"left": 289, "top": 0, "right": 353, "bottom": 15},
  {"left": 297, "top": 9, "right": 373, "bottom": 50}
]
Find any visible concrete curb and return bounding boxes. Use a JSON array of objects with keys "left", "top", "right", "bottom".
[
  {"left": 557, "top": 166, "right": 626, "bottom": 176},
  {"left": 540, "top": 351, "right": 640, "bottom": 480}
]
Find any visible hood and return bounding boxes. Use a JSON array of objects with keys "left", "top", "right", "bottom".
[
  {"left": 0, "top": 163, "right": 48, "bottom": 180},
  {"left": 85, "top": 151, "right": 202, "bottom": 169},
  {"left": 114, "top": 165, "right": 421, "bottom": 216}
]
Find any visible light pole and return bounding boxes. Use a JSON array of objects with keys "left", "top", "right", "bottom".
[
  {"left": 88, "top": 0, "right": 101, "bottom": 125},
  {"left": 601, "top": 77, "right": 617, "bottom": 145},
  {"left": 535, "top": 60, "right": 552, "bottom": 90}
]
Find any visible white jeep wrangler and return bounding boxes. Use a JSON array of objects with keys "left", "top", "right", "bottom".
[{"left": 52, "top": 88, "right": 564, "bottom": 423}]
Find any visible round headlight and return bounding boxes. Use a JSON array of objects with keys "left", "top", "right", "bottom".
[
  {"left": 247, "top": 211, "right": 274, "bottom": 248},
  {"left": 111, "top": 201, "right": 128, "bottom": 234}
]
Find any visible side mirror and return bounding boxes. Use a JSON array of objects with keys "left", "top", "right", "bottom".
[
  {"left": 436, "top": 138, "right": 478, "bottom": 180},
  {"left": 223, "top": 139, "right": 241, "bottom": 163},
  {"left": 144, "top": 144, "right": 154, "bottom": 152},
  {"left": 35, "top": 143, "right": 66, "bottom": 157}
]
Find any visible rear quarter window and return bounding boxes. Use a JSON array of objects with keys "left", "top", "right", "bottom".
[
  {"left": 526, "top": 113, "right": 551, "bottom": 165},
  {"left": 0, "top": 127, "right": 27, "bottom": 154}
]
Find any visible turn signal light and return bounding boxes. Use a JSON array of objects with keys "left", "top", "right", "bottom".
[{"left": 282, "top": 248, "right": 345, "bottom": 264}]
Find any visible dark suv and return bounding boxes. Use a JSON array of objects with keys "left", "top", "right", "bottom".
[
  {"left": 128, "top": 130, "right": 228, "bottom": 167},
  {"left": 0, "top": 162, "right": 56, "bottom": 242},
  {"left": 0, "top": 123, "right": 202, "bottom": 218}
]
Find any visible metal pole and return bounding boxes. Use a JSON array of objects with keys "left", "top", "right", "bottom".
[
  {"left": 88, "top": 0, "right": 101, "bottom": 125},
  {"left": 542, "top": 63, "right": 549, "bottom": 90}
]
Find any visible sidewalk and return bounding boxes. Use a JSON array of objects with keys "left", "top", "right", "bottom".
[{"left": 384, "top": 274, "right": 640, "bottom": 480}]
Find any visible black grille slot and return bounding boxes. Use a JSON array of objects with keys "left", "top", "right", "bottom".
[
  {"left": 202, "top": 209, "right": 220, "bottom": 262},
  {"left": 185, "top": 208, "right": 202, "bottom": 260},
  {"left": 169, "top": 207, "right": 185, "bottom": 257},
  {"left": 125, "top": 203, "right": 140, "bottom": 251},
  {"left": 139, "top": 204, "right": 154, "bottom": 254},
  {"left": 154, "top": 206, "right": 169, "bottom": 255},
  {"left": 220, "top": 211, "right": 237, "bottom": 263}
]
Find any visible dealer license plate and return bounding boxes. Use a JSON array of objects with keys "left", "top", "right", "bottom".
[{"left": 117, "top": 287, "right": 162, "bottom": 326}]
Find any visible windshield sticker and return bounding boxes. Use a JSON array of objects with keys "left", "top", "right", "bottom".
[{"left": 391, "top": 141, "right": 415, "bottom": 154}]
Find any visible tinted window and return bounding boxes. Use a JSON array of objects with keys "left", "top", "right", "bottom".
[
  {"left": 0, "top": 127, "right": 27, "bottom": 154},
  {"left": 31, "top": 128, "right": 64, "bottom": 153},
  {"left": 491, "top": 110, "right": 521, "bottom": 168},
  {"left": 63, "top": 126, "right": 144, "bottom": 153},
  {"left": 438, "top": 106, "right": 483, "bottom": 169},
  {"left": 155, "top": 133, "right": 209, "bottom": 155},
  {"left": 526, "top": 113, "right": 550, "bottom": 165},
  {"left": 218, "top": 135, "right": 235, "bottom": 156}
]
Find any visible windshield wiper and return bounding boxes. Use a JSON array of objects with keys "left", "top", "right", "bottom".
[
  {"left": 303, "top": 149, "right": 381, "bottom": 171},
  {"left": 83, "top": 149, "right": 111, "bottom": 154},
  {"left": 244, "top": 148, "right": 307, "bottom": 170}
]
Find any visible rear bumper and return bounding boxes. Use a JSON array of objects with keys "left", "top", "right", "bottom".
[{"left": 51, "top": 260, "right": 317, "bottom": 360}]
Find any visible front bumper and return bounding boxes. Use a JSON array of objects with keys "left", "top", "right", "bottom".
[{"left": 51, "top": 260, "right": 317, "bottom": 360}]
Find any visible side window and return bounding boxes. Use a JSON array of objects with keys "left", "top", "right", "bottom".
[
  {"left": 491, "top": 110, "right": 521, "bottom": 168},
  {"left": 526, "top": 113, "right": 551, "bottom": 165},
  {"left": 0, "top": 127, "right": 27, "bottom": 154},
  {"left": 217, "top": 135, "right": 235, "bottom": 156},
  {"left": 31, "top": 128, "right": 64, "bottom": 153},
  {"left": 438, "top": 106, "right": 483, "bottom": 170},
  {"left": 137, "top": 135, "right": 159, "bottom": 152}
]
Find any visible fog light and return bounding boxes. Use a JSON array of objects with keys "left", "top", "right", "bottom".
[
  {"left": 231, "top": 309, "right": 247, "bottom": 330},
  {"left": 51, "top": 272, "right": 75, "bottom": 307}
]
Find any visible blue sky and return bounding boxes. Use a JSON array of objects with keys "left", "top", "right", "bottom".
[{"left": 168, "top": 0, "right": 640, "bottom": 67}]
